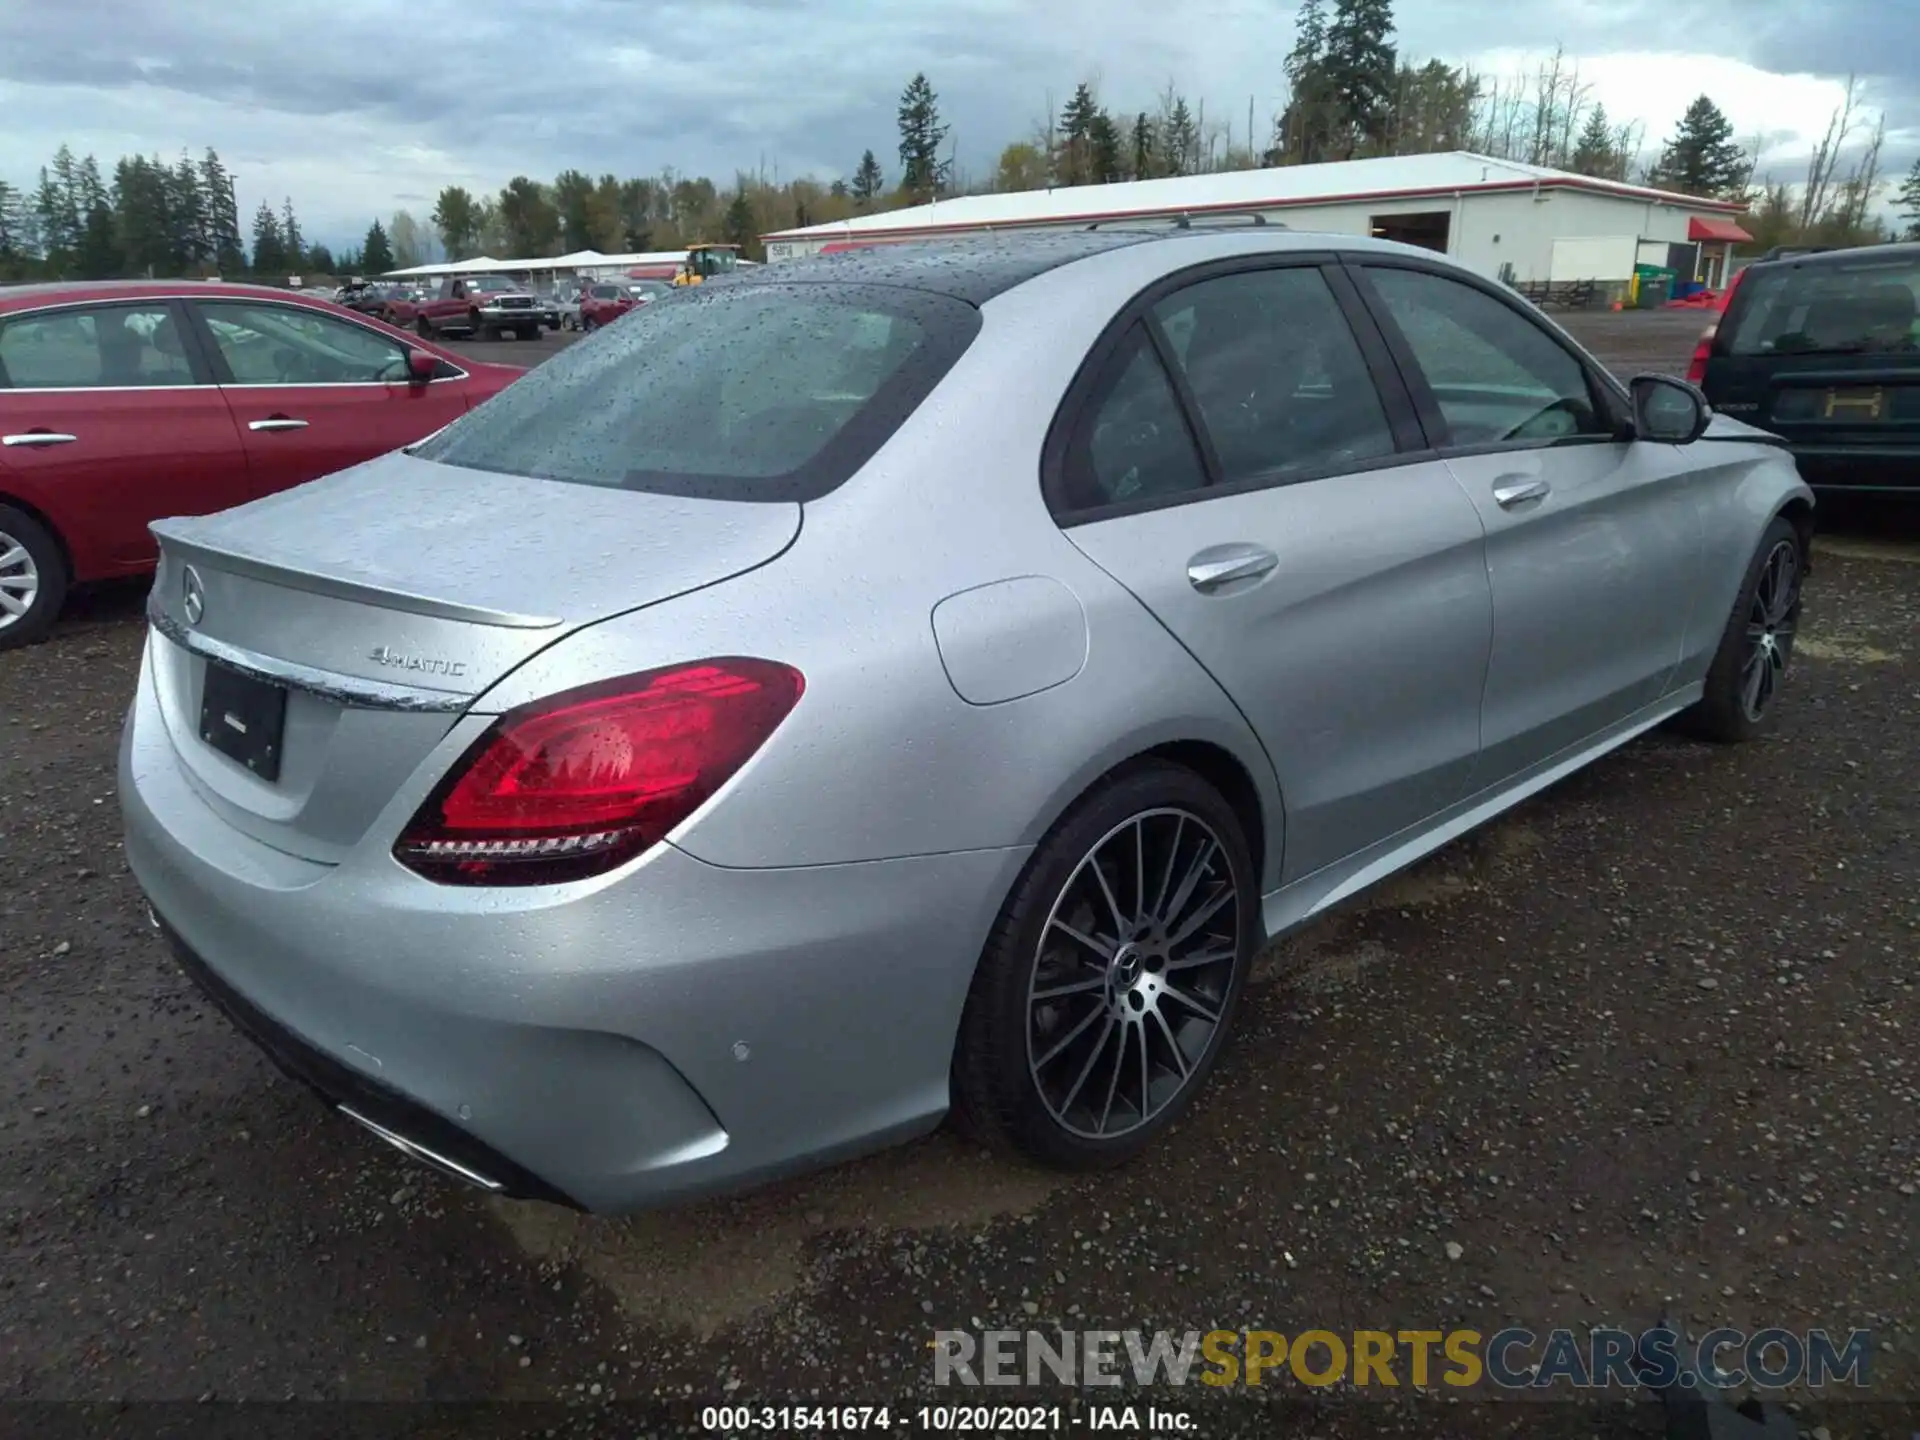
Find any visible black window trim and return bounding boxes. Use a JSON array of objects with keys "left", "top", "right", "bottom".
[
  {"left": 1041, "top": 251, "right": 1432, "bottom": 528},
  {"left": 183, "top": 296, "right": 465, "bottom": 386},
  {"left": 0, "top": 297, "right": 220, "bottom": 391},
  {"left": 1339, "top": 253, "right": 1634, "bottom": 459}
]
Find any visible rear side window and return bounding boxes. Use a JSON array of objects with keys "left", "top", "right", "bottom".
[
  {"left": 413, "top": 282, "right": 981, "bottom": 501},
  {"left": 1061, "top": 325, "right": 1209, "bottom": 509},
  {"left": 1724, "top": 255, "right": 1920, "bottom": 357},
  {"left": 0, "top": 305, "right": 197, "bottom": 389}
]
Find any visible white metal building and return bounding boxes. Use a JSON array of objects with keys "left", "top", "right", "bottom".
[{"left": 760, "top": 151, "right": 1753, "bottom": 289}]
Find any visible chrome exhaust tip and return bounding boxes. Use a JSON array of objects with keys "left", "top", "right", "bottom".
[{"left": 336, "top": 1104, "right": 504, "bottom": 1193}]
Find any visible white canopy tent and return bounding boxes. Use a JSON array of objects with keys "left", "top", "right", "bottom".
[{"left": 378, "top": 250, "right": 694, "bottom": 283}]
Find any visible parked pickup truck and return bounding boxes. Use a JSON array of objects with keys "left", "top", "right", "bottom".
[{"left": 412, "top": 273, "right": 545, "bottom": 341}]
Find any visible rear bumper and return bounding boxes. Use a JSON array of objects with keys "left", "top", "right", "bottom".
[
  {"left": 157, "top": 915, "right": 583, "bottom": 1208},
  {"left": 119, "top": 660, "right": 1029, "bottom": 1213}
]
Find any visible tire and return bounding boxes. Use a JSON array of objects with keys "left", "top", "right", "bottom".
[
  {"left": 1677, "top": 515, "right": 1805, "bottom": 743},
  {"left": 415, "top": 317, "right": 431, "bottom": 338},
  {"left": 0, "top": 504, "right": 68, "bottom": 651},
  {"left": 582, "top": 316, "right": 598, "bottom": 333},
  {"left": 951, "top": 760, "right": 1257, "bottom": 1169}
]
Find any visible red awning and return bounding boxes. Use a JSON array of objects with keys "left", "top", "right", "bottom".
[{"left": 1688, "top": 216, "right": 1752, "bottom": 243}]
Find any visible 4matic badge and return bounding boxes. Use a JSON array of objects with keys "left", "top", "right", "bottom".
[{"left": 368, "top": 645, "right": 468, "bottom": 679}]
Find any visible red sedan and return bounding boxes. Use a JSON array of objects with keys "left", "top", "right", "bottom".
[
  {"left": 577, "top": 279, "right": 669, "bottom": 331},
  {"left": 0, "top": 280, "right": 524, "bottom": 648}
]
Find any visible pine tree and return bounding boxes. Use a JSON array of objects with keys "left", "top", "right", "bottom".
[
  {"left": 74, "top": 155, "right": 117, "bottom": 278},
  {"left": 113, "top": 156, "right": 171, "bottom": 276},
  {"left": 1321, "top": 0, "right": 1397, "bottom": 159},
  {"left": 362, "top": 219, "right": 395, "bottom": 273},
  {"left": 279, "top": 198, "right": 304, "bottom": 269},
  {"left": 1055, "top": 84, "right": 1102, "bottom": 186},
  {"left": 851, "top": 149, "right": 884, "bottom": 205},
  {"left": 1278, "top": 0, "right": 1335, "bottom": 163},
  {"left": 723, "top": 186, "right": 757, "bottom": 256},
  {"left": 1159, "top": 95, "right": 1197, "bottom": 177},
  {"left": 1894, "top": 157, "right": 1920, "bottom": 241},
  {"left": 0, "top": 181, "right": 28, "bottom": 279},
  {"left": 1131, "top": 113, "right": 1158, "bottom": 180},
  {"left": 1569, "top": 106, "right": 1616, "bottom": 178},
  {"left": 35, "top": 153, "right": 80, "bottom": 270},
  {"left": 896, "top": 73, "right": 950, "bottom": 202},
  {"left": 251, "top": 201, "right": 285, "bottom": 276},
  {"left": 199, "top": 150, "right": 245, "bottom": 276},
  {"left": 1649, "top": 96, "right": 1747, "bottom": 199},
  {"left": 1088, "top": 112, "right": 1124, "bottom": 185},
  {"left": 552, "top": 169, "right": 596, "bottom": 252}
]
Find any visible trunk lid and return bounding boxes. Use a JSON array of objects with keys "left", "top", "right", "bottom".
[{"left": 146, "top": 451, "right": 800, "bottom": 864}]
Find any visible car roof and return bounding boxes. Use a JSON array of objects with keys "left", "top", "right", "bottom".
[
  {"left": 0, "top": 278, "right": 331, "bottom": 312},
  {"left": 720, "top": 230, "right": 1176, "bottom": 305},
  {"left": 1747, "top": 240, "right": 1920, "bottom": 273},
  {"left": 727, "top": 227, "right": 1424, "bottom": 305}
]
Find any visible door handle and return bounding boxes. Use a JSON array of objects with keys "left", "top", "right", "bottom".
[
  {"left": 2, "top": 432, "right": 78, "bottom": 447},
  {"left": 1186, "top": 544, "right": 1280, "bottom": 593},
  {"left": 1492, "top": 477, "right": 1551, "bottom": 508},
  {"left": 248, "top": 417, "right": 309, "bottom": 432}
]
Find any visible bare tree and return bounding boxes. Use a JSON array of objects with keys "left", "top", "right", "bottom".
[
  {"left": 1834, "top": 110, "right": 1886, "bottom": 233},
  {"left": 1797, "top": 74, "right": 1860, "bottom": 233}
]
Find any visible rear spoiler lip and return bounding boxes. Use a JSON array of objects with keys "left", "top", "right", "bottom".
[{"left": 150, "top": 516, "right": 564, "bottom": 631}]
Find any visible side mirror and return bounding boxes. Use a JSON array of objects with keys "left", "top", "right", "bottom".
[
  {"left": 1629, "top": 373, "right": 1710, "bottom": 443},
  {"left": 406, "top": 350, "right": 437, "bottom": 385}
]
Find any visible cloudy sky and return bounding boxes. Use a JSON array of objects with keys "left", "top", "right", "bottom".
[{"left": 1, "top": 0, "right": 1915, "bottom": 251}]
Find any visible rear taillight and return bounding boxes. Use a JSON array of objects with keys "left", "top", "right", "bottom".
[
  {"left": 1685, "top": 324, "right": 1715, "bottom": 385},
  {"left": 1688, "top": 264, "right": 1750, "bottom": 384},
  {"left": 396, "top": 658, "right": 804, "bottom": 886}
]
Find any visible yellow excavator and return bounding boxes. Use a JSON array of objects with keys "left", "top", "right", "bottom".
[{"left": 673, "top": 243, "right": 741, "bottom": 287}]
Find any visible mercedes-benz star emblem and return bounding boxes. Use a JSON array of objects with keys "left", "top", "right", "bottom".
[{"left": 181, "top": 566, "right": 206, "bottom": 627}]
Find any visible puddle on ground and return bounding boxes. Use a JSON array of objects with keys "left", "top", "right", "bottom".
[
  {"left": 1812, "top": 536, "right": 1920, "bottom": 566},
  {"left": 1798, "top": 634, "right": 1900, "bottom": 663},
  {"left": 494, "top": 1131, "right": 1064, "bottom": 1337}
]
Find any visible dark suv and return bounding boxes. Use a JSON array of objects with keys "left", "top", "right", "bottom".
[{"left": 1695, "top": 242, "right": 1919, "bottom": 494}]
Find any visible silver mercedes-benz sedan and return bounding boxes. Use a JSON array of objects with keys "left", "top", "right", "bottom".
[{"left": 120, "top": 229, "right": 1813, "bottom": 1213}]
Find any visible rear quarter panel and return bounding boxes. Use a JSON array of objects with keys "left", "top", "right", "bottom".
[{"left": 469, "top": 255, "right": 1291, "bottom": 878}]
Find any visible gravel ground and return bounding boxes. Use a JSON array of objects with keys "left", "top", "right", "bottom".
[{"left": 2, "top": 311, "right": 1916, "bottom": 1437}]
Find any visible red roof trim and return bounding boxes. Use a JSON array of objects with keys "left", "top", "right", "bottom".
[{"left": 763, "top": 174, "right": 1745, "bottom": 243}]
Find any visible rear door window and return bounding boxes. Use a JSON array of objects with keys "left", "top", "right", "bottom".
[
  {"left": 0, "top": 304, "right": 199, "bottom": 389},
  {"left": 1724, "top": 255, "right": 1920, "bottom": 357},
  {"left": 1151, "top": 266, "right": 1397, "bottom": 483},
  {"left": 413, "top": 282, "right": 981, "bottom": 501}
]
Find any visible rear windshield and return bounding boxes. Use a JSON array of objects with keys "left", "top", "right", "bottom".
[
  {"left": 1724, "top": 253, "right": 1920, "bottom": 357},
  {"left": 413, "top": 281, "right": 981, "bottom": 502}
]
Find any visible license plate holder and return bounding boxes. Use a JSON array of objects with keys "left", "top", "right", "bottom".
[
  {"left": 199, "top": 663, "right": 288, "bottom": 782},
  {"left": 1822, "top": 386, "right": 1885, "bottom": 421}
]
